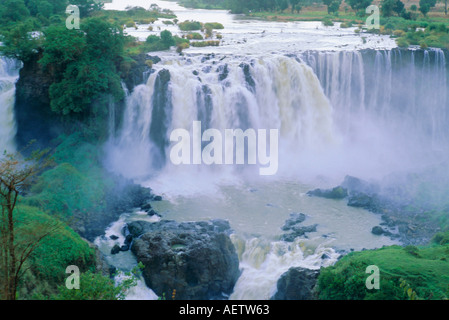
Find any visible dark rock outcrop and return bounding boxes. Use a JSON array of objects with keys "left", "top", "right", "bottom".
[
  {"left": 130, "top": 219, "right": 240, "bottom": 300},
  {"left": 307, "top": 186, "right": 348, "bottom": 199},
  {"left": 280, "top": 213, "right": 317, "bottom": 242},
  {"left": 271, "top": 267, "right": 320, "bottom": 300},
  {"left": 14, "top": 50, "right": 64, "bottom": 150},
  {"left": 72, "top": 183, "right": 155, "bottom": 241}
]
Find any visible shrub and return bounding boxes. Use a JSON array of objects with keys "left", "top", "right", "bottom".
[
  {"left": 322, "top": 18, "right": 334, "bottom": 26},
  {"left": 204, "top": 22, "right": 224, "bottom": 30},
  {"left": 396, "top": 37, "right": 409, "bottom": 47},
  {"left": 433, "top": 232, "right": 449, "bottom": 245},
  {"left": 393, "top": 29, "right": 406, "bottom": 37},
  {"left": 186, "top": 32, "right": 203, "bottom": 40},
  {"left": 178, "top": 20, "right": 202, "bottom": 31},
  {"left": 176, "top": 42, "right": 190, "bottom": 53},
  {"left": 190, "top": 40, "right": 220, "bottom": 47}
]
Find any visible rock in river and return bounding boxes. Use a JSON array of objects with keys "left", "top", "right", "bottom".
[{"left": 130, "top": 219, "right": 240, "bottom": 300}]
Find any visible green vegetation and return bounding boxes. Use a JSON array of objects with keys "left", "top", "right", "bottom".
[
  {"left": 178, "top": 20, "right": 203, "bottom": 31},
  {"left": 186, "top": 32, "right": 204, "bottom": 40},
  {"left": 39, "top": 19, "right": 126, "bottom": 116},
  {"left": 51, "top": 263, "right": 144, "bottom": 300},
  {"left": 172, "top": 0, "right": 448, "bottom": 49},
  {"left": 190, "top": 40, "right": 220, "bottom": 47},
  {"left": 317, "top": 242, "right": 449, "bottom": 300},
  {"left": 204, "top": 22, "right": 224, "bottom": 29}
]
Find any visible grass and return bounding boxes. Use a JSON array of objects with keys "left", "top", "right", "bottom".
[{"left": 317, "top": 243, "right": 449, "bottom": 300}]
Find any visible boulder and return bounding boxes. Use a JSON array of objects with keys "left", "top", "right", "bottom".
[
  {"left": 307, "top": 186, "right": 348, "bottom": 199},
  {"left": 280, "top": 213, "right": 317, "bottom": 242},
  {"left": 130, "top": 219, "right": 240, "bottom": 300},
  {"left": 111, "top": 244, "right": 121, "bottom": 255},
  {"left": 271, "top": 267, "right": 320, "bottom": 300},
  {"left": 281, "top": 213, "right": 306, "bottom": 231},
  {"left": 371, "top": 226, "right": 385, "bottom": 235}
]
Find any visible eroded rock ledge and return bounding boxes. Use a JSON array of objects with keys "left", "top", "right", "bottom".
[{"left": 129, "top": 219, "right": 241, "bottom": 300}]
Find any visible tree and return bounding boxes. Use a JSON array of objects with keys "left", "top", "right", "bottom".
[
  {"left": 0, "top": 20, "right": 41, "bottom": 63},
  {"left": 0, "top": 0, "right": 30, "bottom": 24},
  {"left": 39, "top": 18, "right": 125, "bottom": 116},
  {"left": 70, "top": 0, "right": 103, "bottom": 18},
  {"left": 392, "top": 0, "right": 404, "bottom": 15},
  {"left": 419, "top": 0, "right": 436, "bottom": 15},
  {"left": 323, "top": 0, "right": 342, "bottom": 14},
  {"left": 381, "top": 0, "right": 404, "bottom": 16},
  {"left": 160, "top": 29, "right": 175, "bottom": 47},
  {"left": 289, "top": 0, "right": 300, "bottom": 13},
  {"left": 0, "top": 146, "right": 59, "bottom": 300},
  {"left": 347, "top": 0, "right": 373, "bottom": 13},
  {"left": 37, "top": 1, "right": 53, "bottom": 18}
]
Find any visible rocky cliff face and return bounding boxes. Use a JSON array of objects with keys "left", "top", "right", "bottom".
[
  {"left": 14, "top": 50, "right": 63, "bottom": 150},
  {"left": 13, "top": 52, "right": 154, "bottom": 150}
]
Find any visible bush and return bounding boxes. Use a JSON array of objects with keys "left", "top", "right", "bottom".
[
  {"left": 396, "top": 37, "right": 409, "bottom": 47},
  {"left": 190, "top": 40, "right": 220, "bottom": 47},
  {"left": 204, "top": 22, "right": 224, "bottom": 30},
  {"left": 125, "top": 20, "right": 136, "bottom": 28},
  {"left": 186, "top": 32, "right": 203, "bottom": 40},
  {"left": 393, "top": 29, "right": 406, "bottom": 37},
  {"left": 322, "top": 18, "right": 334, "bottom": 26},
  {"left": 178, "top": 20, "right": 202, "bottom": 31},
  {"left": 176, "top": 42, "right": 190, "bottom": 53},
  {"left": 433, "top": 232, "right": 449, "bottom": 245}
]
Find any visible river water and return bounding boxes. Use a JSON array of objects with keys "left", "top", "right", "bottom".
[{"left": 96, "top": 0, "right": 447, "bottom": 300}]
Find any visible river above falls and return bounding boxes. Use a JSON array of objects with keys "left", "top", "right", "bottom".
[{"left": 105, "top": 0, "right": 397, "bottom": 54}]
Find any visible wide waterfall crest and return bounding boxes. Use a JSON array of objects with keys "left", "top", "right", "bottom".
[{"left": 106, "top": 54, "right": 338, "bottom": 183}]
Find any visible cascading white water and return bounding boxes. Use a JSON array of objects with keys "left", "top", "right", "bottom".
[
  {"left": 302, "top": 48, "right": 449, "bottom": 179},
  {"left": 0, "top": 57, "right": 21, "bottom": 153},
  {"left": 107, "top": 54, "right": 339, "bottom": 184},
  {"left": 103, "top": 48, "right": 448, "bottom": 300}
]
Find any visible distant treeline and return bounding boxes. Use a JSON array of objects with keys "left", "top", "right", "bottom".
[{"left": 176, "top": 0, "right": 309, "bottom": 13}]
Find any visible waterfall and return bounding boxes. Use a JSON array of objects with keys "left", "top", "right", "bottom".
[
  {"left": 106, "top": 48, "right": 449, "bottom": 186},
  {"left": 301, "top": 48, "right": 449, "bottom": 178},
  {"left": 303, "top": 49, "right": 448, "bottom": 148},
  {"left": 106, "top": 54, "right": 338, "bottom": 183},
  {"left": 0, "top": 57, "right": 21, "bottom": 153}
]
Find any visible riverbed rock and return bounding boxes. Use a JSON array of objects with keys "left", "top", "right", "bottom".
[
  {"left": 111, "top": 244, "right": 121, "bottom": 255},
  {"left": 372, "top": 226, "right": 386, "bottom": 235},
  {"left": 281, "top": 213, "right": 306, "bottom": 231},
  {"left": 271, "top": 267, "right": 320, "bottom": 300},
  {"left": 307, "top": 186, "right": 348, "bottom": 199},
  {"left": 130, "top": 219, "right": 240, "bottom": 300},
  {"left": 280, "top": 213, "right": 317, "bottom": 242}
]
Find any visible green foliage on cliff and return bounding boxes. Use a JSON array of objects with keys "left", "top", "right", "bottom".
[
  {"left": 317, "top": 244, "right": 449, "bottom": 300},
  {"left": 24, "top": 132, "right": 112, "bottom": 220},
  {"left": 51, "top": 271, "right": 125, "bottom": 300},
  {"left": 13, "top": 205, "right": 97, "bottom": 298},
  {"left": 39, "top": 18, "right": 126, "bottom": 116}
]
